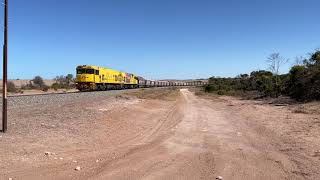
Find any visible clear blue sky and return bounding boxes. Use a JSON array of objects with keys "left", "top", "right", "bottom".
[{"left": 2, "top": 0, "right": 320, "bottom": 79}]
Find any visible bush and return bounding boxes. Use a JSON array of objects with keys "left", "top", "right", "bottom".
[
  {"left": 285, "top": 65, "right": 306, "bottom": 100},
  {"left": 51, "top": 82, "right": 59, "bottom": 91},
  {"left": 204, "top": 50, "right": 320, "bottom": 102},
  {"left": 7, "top": 81, "right": 17, "bottom": 92},
  {"left": 33, "top": 76, "right": 45, "bottom": 88},
  {"left": 284, "top": 50, "right": 320, "bottom": 101},
  {"left": 21, "top": 81, "right": 33, "bottom": 90},
  {"left": 204, "top": 84, "right": 215, "bottom": 92},
  {"left": 54, "top": 74, "right": 75, "bottom": 89},
  {"left": 42, "top": 85, "right": 49, "bottom": 92}
]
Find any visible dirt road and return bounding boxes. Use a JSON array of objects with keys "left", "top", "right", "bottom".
[{"left": 1, "top": 88, "right": 319, "bottom": 180}]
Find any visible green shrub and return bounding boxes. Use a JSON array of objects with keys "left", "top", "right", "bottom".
[
  {"left": 284, "top": 50, "right": 320, "bottom": 101},
  {"left": 51, "top": 82, "right": 59, "bottom": 91},
  {"left": 204, "top": 84, "right": 215, "bottom": 92},
  {"left": 205, "top": 50, "right": 320, "bottom": 101}
]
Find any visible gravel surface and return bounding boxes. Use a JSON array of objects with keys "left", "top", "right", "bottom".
[
  {"left": 0, "top": 89, "right": 144, "bottom": 146},
  {"left": 0, "top": 89, "right": 139, "bottom": 110},
  {"left": 0, "top": 87, "right": 172, "bottom": 179}
]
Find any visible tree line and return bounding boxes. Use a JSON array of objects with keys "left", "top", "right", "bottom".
[
  {"left": 204, "top": 50, "right": 320, "bottom": 101},
  {"left": 8, "top": 74, "right": 75, "bottom": 92}
]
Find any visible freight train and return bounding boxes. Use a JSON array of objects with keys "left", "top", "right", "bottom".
[
  {"left": 76, "top": 65, "right": 139, "bottom": 91},
  {"left": 75, "top": 65, "right": 206, "bottom": 91}
]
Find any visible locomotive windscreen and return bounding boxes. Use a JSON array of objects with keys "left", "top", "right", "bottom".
[{"left": 77, "top": 69, "right": 94, "bottom": 74}]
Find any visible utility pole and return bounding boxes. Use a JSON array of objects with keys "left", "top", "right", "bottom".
[{"left": 2, "top": 0, "right": 8, "bottom": 133}]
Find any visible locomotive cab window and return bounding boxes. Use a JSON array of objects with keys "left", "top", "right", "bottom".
[
  {"left": 95, "top": 70, "right": 99, "bottom": 75},
  {"left": 85, "top": 69, "right": 94, "bottom": 74},
  {"left": 77, "top": 69, "right": 86, "bottom": 74}
]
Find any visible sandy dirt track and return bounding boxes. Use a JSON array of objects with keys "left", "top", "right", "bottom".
[{"left": 1, "top": 88, "right": 319, "bottom": 180}]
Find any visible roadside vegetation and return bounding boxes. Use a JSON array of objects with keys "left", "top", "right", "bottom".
[
  {"left": 21, "top": 76, "right": 49, "bottom": 91},
  {"left": 51, "top": 74, "right": 75, "bottom": 90},
  {"left": 203, "top": 50, "right": 320, "bottom": 102},
  {"left": 7, "top": 81, "right": 18, "bottom": 93},
  {"left": 13, "top": 74, "right": 76, "bottom": 93}
]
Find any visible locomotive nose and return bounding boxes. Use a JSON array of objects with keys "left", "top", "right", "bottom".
[{"left": 76, "top": 74, "right": 91, "bottom": 82}]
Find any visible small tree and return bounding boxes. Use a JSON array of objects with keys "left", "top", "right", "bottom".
[
  {"left": 54, "top": 75, "right": 64, "bottom": 88},
  {"left": 66, "top": 74, "right": 74, "bottom": 87},
  {"left": 54, "top": 74, "right": 75, "bottom": 89},
  {"left": 267, "top": 53, "right": 288, "bottom": 97},
  {"left": 33, "top": 76, "right": 45, "bottom": 88},
  {"left": 267, "top": 53, "right": 288, "bottom": 75}
]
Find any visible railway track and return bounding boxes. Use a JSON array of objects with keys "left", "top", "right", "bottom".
[
  {"left": 8, "top": 90, "right": 81, "bottom": 98},
  {"left": 5, "top": 88, "right": 143, "bottom": 108},
  {"left": 7, "top": 88, "right": 147, "bottom": 98},
  {"left": 7, "top": 84, "right": 204, "bottom": 98},
  {"left": 3, "top": 86, "right": 187, "bottom": 109}
]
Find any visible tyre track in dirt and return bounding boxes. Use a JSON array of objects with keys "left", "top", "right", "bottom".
[{"left": 90, "top": 89, "right": 317, "bottom": 180}]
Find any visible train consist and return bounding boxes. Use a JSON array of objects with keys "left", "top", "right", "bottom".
[{"left": 75, "top": 65, "right": 206, "bottom": 91}]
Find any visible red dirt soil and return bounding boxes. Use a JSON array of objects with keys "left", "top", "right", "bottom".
[{"left": 0, "top": 88, "right": 319, "bottom": 180}]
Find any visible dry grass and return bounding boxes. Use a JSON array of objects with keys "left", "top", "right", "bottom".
[
  {"left": 190, "top": 86, "right": 261, "bottom": 100},
  {"left": 192, "top": 87, "right": 320, "bottom": 115},
  {"left": 190, "top": 87, "right": 219, "bottom": 98},
  {"left": 125, "top": 87, "right": 180, "bottom": 101},
  {"left": 292, "top": 102, "right": 320, "bottom": 114}
]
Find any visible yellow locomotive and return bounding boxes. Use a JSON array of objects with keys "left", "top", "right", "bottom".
[{"left": 76, "top": 65, "right": 139, "bottom": 91}]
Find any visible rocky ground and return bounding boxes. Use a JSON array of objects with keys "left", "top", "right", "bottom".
[{"left": 0, "top": 88, "right": 319, "bottom": 180}]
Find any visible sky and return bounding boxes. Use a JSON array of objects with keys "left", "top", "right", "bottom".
[{"left": 1, "top": 0, "right": 320, "bottom": 80}]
